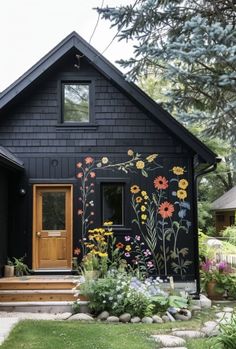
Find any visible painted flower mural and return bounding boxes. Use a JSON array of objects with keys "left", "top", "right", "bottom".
[{"left": 76, "top": 150, "right": 192, "bottom": 279}]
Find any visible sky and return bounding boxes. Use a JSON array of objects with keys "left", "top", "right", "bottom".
[{"left": 0, "top": 0, "right": 135, "bottom": 92}]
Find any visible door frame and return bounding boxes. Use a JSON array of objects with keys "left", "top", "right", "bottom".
[{"left": 32, "top": 184, "right": 73, "bottom": 270}]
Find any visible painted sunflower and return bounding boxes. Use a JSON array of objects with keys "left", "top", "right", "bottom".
[
  {"left": 177, "top": 189, "right": 187, "bottom": 200},
  {"left": 154, "top": 176, "right": 169, "bottom": 190},
  {"left": 158, "top": 201, "right": 174, "bottom": 219},
  {"left": 172, "top": 166, "right": 185, "bottom": 175},
  {"left": 178, "top": 179, "right": 188, "bottom": 190},
  {"left": 136, "top": 196, "right": 143, "bottom": 203},
  {"left": 130, "top": 185, "right": 140, "bottom": 194}
]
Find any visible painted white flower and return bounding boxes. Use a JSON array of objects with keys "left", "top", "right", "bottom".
[{"left": 101, "top": 157, "right": 109, "bottom": 164}]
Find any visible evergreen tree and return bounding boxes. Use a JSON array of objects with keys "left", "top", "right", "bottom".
[{"left": 98, "top": 0, "right": 236, "bottom": 142}]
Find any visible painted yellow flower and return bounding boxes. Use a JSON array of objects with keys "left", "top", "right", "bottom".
[
  {"left": 141, "top": 205, "right": 146, "bottom": 212},
  {"left": 177, "top": 189, "right": 187, "bottom": 200},
  {"left": 141, "top": 190, "right": 147, "bottom": 197},
  {"left": 136, "top": 160, "right": 145, "bottom": 169},
  {"left": 125, "top": 245, "right": 132, "bottom": 252},
  {"left": 103, "top": 221, "right": 113, "bottom": 226},
  {"left": 144, "top": 195, "right": 149, "bottom": 200},
  {"left": 146, "top": 154, "right": 158, "bottom": 162},
  {"left": 141, "top": 214, "right": 147, "bottom": 220},
  {"left": 136, "top": 196, "right": 143, "bottom": 203},
  {"left": 178, "top": 179, "right": 189, "bottom": 190},
  {"left": 172, "top": 166, "right": 185, "bottom": 175},
  {"left": 127, "top": 149, "right": 134, "bottom": 156},
  {"left": 101, "top": 157, "right": 109, "bottom": 164},
  {"left": 104, "top": 231, "right": 113, "bottom": 236},
  {"left": 98, "top": 252, "right": 108, "bottom": 257},
  {"left": 130, "top": 185, "right": 140, "bottom": 194}
]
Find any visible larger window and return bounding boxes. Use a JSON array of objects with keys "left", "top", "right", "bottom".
[
  {"left": 63, "top": 83, "right": 90, "bottom": 123},
  {"left": 102, "top": 183, "right": 124, "bottom": 226}
]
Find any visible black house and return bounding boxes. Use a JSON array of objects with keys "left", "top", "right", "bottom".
[{"left": 0, "top": 32, "right": 217, "bottom": 289}]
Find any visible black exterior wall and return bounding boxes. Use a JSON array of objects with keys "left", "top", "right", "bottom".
[
  {"left": 0, "top": 168, "right": 8, "bottom": 276},
  {"left": 0, "top": 41, "right": 216, "bottom": 282}
]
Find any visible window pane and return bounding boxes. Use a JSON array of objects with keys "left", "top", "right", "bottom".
[
  {"left": 102, "top": 183, "right": 124, "bottom": 225},
  {"left": 42, "top": 192, "right": 65, "bottom": 230},
  {"left": 64, "top": 84, "right": 89, "bottom": 122}
]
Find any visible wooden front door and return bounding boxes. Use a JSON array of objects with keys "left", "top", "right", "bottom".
[{"left": 33, "top": 185, "right": 73, "bottom": 270}]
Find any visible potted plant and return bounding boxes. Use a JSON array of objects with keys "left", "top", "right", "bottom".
[
  {"left": 200, "top": 259, "right": 235, "bottom": 300},
  {"left": 13, "top": 256, "right": 31, "bottom": 276},
  {"left": 4, "top": 258, "right": 15, "bottom": 277}
]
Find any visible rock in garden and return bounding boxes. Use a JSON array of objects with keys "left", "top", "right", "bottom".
[
  {"left": 162, "top": 315, "right": 170, "bottom": 322},
  {"left": 223, "top": 307, "right": 234, "bottom": 313},
  {"left": 142, "top": 316, "right": 153, "bottom": 324},
  {"left": 119, "top": 313, "right": 131, "bottom": 323},
  {"left": 172, "top": 330, "right": 205, "bottom": 338},
  {"left": 190, "top": 305, "right": 201, "bottom": 315},
  {"left": 152, "top": 315, "right": 163, "bottom": 323},
  {"left": 200, "top": 294, "right": 212, "bottom": 309},
  {"left": 158, "top": 347, "right": 187, "bottom": 349},
  {"left": 68, "top": 313, "right": 94, "bottom": 321},
  {"left": 151, "top": 334, "right": 186, "bottom": 347},
  {"left": 55, "top": 312, "right": 73, "bottom": 320},
  {"left": 97, "top": 311, "right": 110, "bottom": 321},
  {"left": 131, "top": 317, "right": 141, "bottom": 323},
  {"left": 166, "top": 311, "right": 176, "bottom": 322},
  {"left": 107, "top": 316, "right": 120, "bottom": 323},
  {"left": 175, "top": 309, "right": 191, "bottom": 321},
  {"left": 201, "top": 321, "right": 219, "bottom": 337},
  {"left": 216, "top": 312, "right": 232, "bottom": 324}
]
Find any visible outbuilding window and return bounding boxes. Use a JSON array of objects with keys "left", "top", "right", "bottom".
[{"left": 62, "top": 83, "right": 90, "bottom": 123}]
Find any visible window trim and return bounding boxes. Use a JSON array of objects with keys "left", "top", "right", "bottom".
[
  {"left": 58, "top": 76, "right": 95, "bottom": 126},
  {"left": 96, "top": 177, "right": 131, "bottom": 231}
]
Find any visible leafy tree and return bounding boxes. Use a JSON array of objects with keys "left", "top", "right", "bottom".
[{"left": 98, "top": 0, "right": 236, "bottom": 142}]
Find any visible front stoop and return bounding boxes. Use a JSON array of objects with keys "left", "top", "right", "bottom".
[{"left": 0, "top": 275, "right": 87, "bottom": 313}]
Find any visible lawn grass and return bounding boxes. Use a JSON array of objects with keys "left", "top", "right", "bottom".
[{"left": 0, "top": 309, "right": 219, "bottom": 349}]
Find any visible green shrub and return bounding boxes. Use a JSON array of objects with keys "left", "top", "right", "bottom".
[
  {"left": 212, "top": 313, "right": 236, "bottom": 349},
  {"left": 222, "top": 225, "right": 236, "bottom": 246}
]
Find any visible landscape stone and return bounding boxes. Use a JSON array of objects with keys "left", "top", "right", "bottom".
[
  {"left": 200, "top": 294, "right": 212, "bottom": 309},
  {"left": 159, "top": 347, "right": 187, "bottom": 349},
  {"left": 175, "top": 309, "right": 192, "bottom": 321},
  {"left": 172, "top": 330, "right": 205, "bottom": 338},
  {"left": 107, "top": 316, "right": 120, "bottom": 323},
  {"left": 216, "top": 312, "right": 232, "bottom": 322},
  {"left": 166, "top": 311, "right": 176, "bottom": 322},
  {"left": 151, "top": 334, "right": 186, "bottom": 347},
  {"left": 152, "top": 315, "right": 163, "bottom": 323},
  {"left": 130, "top": 317, "right": 141, "bottom": 323},
  {"left": 142, "top": 316, "right": 153, "bottom": 324},
  {"left": 55, "top": 312, "right": 73, "bottom": 320},
  {"left": 97, "top": 311, "right": 110, "bottom": 321},
  {"left": 190, "top": 305, "right": 202, "bottom": 315},
  {"left": 223, "top": 307, "right": 234, "bottom": 313},
  {"left": 162, "top": 315, "right": 170, "bottom": 322},
  {"left": 68, "top": 313, "right": 94, "bottom": 321},
  {"left": 119, "top": 313, "right": 131, "bottom": 323},
  {"left": 201, "top": 321, "right": 220, "bottom": 337}
]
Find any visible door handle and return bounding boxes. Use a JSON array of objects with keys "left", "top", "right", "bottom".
[{"left": 36, "top": 231, "right": 41, "bottom": 238}]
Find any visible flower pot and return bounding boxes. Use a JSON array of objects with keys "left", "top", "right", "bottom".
[
  {"left": 206, "top": 280, "right": 224, "bottom": 300},
  {"left": 4, "top": 265, "right": 14, "bottom": 277}
]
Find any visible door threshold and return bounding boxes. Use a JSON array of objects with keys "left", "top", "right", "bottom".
[{"left": 32, "top": 269, "right": 73, "bottom": 275}]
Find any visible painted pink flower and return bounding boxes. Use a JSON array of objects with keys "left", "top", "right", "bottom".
[
  {"left": 77, "top": 172, "right": 83, "bottom": 178},
  {"left": 90, "top": 172, "right": 96, "bottom": 178},
  {"left": 144, "top": 249, "right": 151, "bottom": 256},
  {"left": 85, "top": 156, "right": 94, "bottom": 164},
  {"left": 147, "top": 261, "right": 154, "bottom": 268},
  {"left": 91, "top": 183, "right": 94, "bottom": 187},
  {"left": 78, "top": 209, "right": 83, "bottom": 216},
  {"left": 91, "top": 189, "right": 95, "bottom": 193},
  {"left": 135, "top": 235, "right": 141, "bottom": 241},
  {"left": 125, "top": 252, "right": 130, "bottom": 257},
  {"left": 91, "top": 212, "right": 95, "bottom": 216},
  {"left": 125, "top": 236, "right": 131, "bottom": 241},
  {"left": 76, "top": 162, "right": 82, "bottom": 168}
]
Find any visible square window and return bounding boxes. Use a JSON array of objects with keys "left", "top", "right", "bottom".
[
  {"left": 102, "top": 183, "right": 124, "bottom": 226},
  {"left": 63, "top": 83, "right": 89, "bottom": 123}
]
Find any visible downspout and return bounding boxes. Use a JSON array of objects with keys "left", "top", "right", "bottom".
[{"left": 193, "top": 158, "right": 221, "bottom": 297}]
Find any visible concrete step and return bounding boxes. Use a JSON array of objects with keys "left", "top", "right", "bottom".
[{"left": 0, "top": 301, "right": 89, "bottom": 313}]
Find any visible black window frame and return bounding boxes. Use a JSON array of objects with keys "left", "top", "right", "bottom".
[
  {"left": 58, "top": 75, "right": 95, "bottom": 126},
  {"left": 96, "top": 178, "right": 131, "bottom": 231}
]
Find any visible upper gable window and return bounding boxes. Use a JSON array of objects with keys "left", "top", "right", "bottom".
[{"left": 63, "top": 83, "right": 90, "bottom": 123}]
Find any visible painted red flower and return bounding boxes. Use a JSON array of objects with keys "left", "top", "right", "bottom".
[
  {"left": 154, "top": 176, "right": 169, "bottom": 190},
  {"left": 116, "top": 242, "right": 124, "bottom": 249},
  {"left": 76, "top": 162, "right": 82, "bottom": 168},
  {"left": 74, "top": 248, "right": 81, "bottom": 256},
  {"left": 85, "top": 156, "right": 94, "bottom": 164},
  {"left": 90, "top": 172, "right": 96, "bottom": 178},
  {"left": 158, "top": 201, "right": 174, "bottom": 219},
  {"left": 77, "top": 172, "right": 83, "bottom": 178},
  {"left": 78, "top": 209, "right": 83, "bottom": 216}
]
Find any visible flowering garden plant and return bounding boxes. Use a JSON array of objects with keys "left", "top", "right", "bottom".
[{"left": 200, "top": 259, "right": 236, "bottom": 299}]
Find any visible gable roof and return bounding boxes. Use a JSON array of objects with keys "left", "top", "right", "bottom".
[
  {"left": 212, "top": 186, "right": 236, "bottom": 211},
  {"left": 0, "top": 31, "right": 217, "bottom": 165},
  {"left": 0, "top": 146, "right": 24, "bottom": 171}
]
